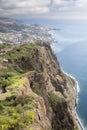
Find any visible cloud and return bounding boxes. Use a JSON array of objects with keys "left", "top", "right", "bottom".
[
  {"left": 0, "top": 0, "right": 87, "bottom": 19},
  {"left": 53, "top": 0, "right": 62, "bottom": 5},
  {"left": 76, "top": 0, "right": 87, "bottom": 7},
  {"left": 0, "top": 0, "right": 73, "bottom": 15},
  {"left": 0, "top": 0, "right": 50, "bottom": 15}
]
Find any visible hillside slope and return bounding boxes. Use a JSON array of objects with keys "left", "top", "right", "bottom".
[{"left": 0, "top": 42, "right": 78, "bottom": 130}]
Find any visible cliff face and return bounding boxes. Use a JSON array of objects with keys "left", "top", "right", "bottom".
[{"left": 0, "top": 43, "right": 78, "bottom": 130}]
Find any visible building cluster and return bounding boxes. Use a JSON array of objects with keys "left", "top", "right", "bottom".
[{"left": 0, "top": 24, "right": 54, "bottom": 45}]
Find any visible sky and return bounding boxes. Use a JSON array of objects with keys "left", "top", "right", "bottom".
[{"left": 1, "top": 0, "right": 87, "bottom": 19}]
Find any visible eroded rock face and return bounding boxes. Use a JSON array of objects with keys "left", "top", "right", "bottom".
[
  {"left": 0, "top": 43, "right": 78, "bottom": 130},
  {"left": 20, "top": 44, "right": 77, "bottom": 130}
]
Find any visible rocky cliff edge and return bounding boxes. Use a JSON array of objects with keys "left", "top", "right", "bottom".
[{"left": 0, "top": 42, "right": 78, "bottom": 130}]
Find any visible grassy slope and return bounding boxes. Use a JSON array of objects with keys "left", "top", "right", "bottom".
[{"left": 0, "top": 43, "right": 37, "bottom": 130}]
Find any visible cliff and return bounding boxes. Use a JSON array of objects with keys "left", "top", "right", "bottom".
[{"left": 0, "top": 42, "right": 78, "bottom": 130}]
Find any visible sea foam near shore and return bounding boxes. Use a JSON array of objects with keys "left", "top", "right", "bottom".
[
  {"left": 61, "top": 68, "right": 85, "bottom": 130},
  {"left": 50, "top": 31, "right": 84, "bottom": 130}
]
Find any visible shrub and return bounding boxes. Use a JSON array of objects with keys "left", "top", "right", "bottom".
[
  {"left": 48, "top": 93, "right": 64, "bottom": 112},
  {"left": 24, "top": 110, "right": 35, "bottom": 123}
]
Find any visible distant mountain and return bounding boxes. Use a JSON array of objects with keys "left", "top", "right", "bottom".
[
  {"left": 0, "top": 17, "right": 17, "bottom": 23},
  {"left": 0, "top": 17, "right": 25, "bottom": 33}
]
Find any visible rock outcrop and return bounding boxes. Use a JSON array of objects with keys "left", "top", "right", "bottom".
[{"left": 0, "top": 42, "right": 78, "bottom": 130}]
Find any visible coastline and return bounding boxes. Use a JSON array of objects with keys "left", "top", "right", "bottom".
[
  {"left": 61, "top": 69, "right": 85, "bottom": 130},
  {"left": 50, "top": 30, "right": 85, "bottom": 130}
]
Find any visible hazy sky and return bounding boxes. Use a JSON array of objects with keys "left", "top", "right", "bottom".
[{"left": 1, "top": 0, "right": 87, "bottom": 19}]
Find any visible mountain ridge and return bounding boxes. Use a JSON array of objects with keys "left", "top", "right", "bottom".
[
  {"left": 0, "top": 17, "right": 79, "bottom": 130},
  {"left": 0, "top": 42, "right": 78, "bottom": 130}
]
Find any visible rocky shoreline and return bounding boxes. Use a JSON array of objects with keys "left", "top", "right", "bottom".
[{"left": 62, "top": 69, "right": 84, "bottom": 130}]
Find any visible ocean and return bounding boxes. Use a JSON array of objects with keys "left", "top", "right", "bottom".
[
  {"left": 23, "top": 18, "right": 87, "bottom": 130},
  {"left": 51, "top": 20, "right": 87, "bottom": 130}
]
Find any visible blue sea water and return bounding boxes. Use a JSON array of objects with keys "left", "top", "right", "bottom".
[
  {"left": 56, "top": 42, "right": 87, "bottom": 130},
  {"left": 51, "top": 20, "right": 87, "bottom": 130},
  {"left": 23, "top": 18, "right": 87, "bottom": 130}
]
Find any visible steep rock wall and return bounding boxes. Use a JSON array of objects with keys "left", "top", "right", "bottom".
[{"left": 0, "top": 43, "right": 78, "bottom": 130}]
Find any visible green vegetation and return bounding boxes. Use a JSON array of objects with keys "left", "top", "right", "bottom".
[
  {"left": 2, "top": 43, "right": 38, "bottom": 73},
  {"left": 4, "top": 43, "right": 36, "bottom": 61},
  {"left": 7, "top": 75, "right": 23, "bottom": 90},
  {"left": 0, "top": 50, "right": 37, "bottom": 129},
  {"left": 0, "top": 78, "right": 10, "bottom": 89},
  {"left": 48, "top": 93, "right": 64, "bottom": 112},
  {"left": 31, "top": 82, "right": 43, "bottom": 96},
  {"left": 0, "top": 110, "right": 35, "bottom": 130},
  {"left": 0, "top": 44, "right": 11, "bottom": 50},
  {"left": 0, "top": 70, "right": 22, "bottom": 93},
  {"left": 23, "top": 43, "right": 36, "bottom": 49},
  {"left": 0, "top": 94, "right": 36, "bottom": 130},
  {"left": 0, "top": 43, "right": 38, "bottom": 96}
]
